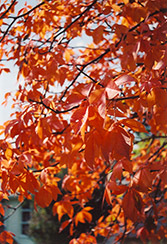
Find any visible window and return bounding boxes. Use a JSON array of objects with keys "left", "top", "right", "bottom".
[{"left": 21, "top": 200, "right": 32, "bottom": 235}]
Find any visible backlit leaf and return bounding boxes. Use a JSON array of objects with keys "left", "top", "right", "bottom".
[{"left": 120, "top": 118, "right": 147, "bottom": 133}]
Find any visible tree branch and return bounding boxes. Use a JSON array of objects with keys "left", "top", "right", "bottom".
[
  {"left": 3, "top": 201, "right": 23, "bottom": 221},
  {"left": 111, "top": 95, "right": 139, "bottom": 102},
  {"left": 76, "top": 66, "right": 104, "bottom": 87},
  {"left": 0, "top": 0, "right": 17, "bottom": 19},
  {"left": 29, "top": 98, "right": 79, "bottom": 114},
  {"left": 0, "top": 1, "right": 46, "bottom": 43},
  {"left": 134, "top": 135, "right": 167, "bottom": 144},
  {"left": 60, "top": 48, "right": 110, "bottom": 100},
  {"left": 0, "top": 18, "right": 16, "bottom": 42},
  {"left": 148, "top": 141, "right": 167, "bottom": 162},
  {"left": 50, "top": 0, "right": 98, "bottom": 49}
]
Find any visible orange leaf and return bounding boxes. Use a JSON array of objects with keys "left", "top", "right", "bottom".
[
  {"left": 83, "top": 206, "right": 93, "bottom": 212},
  {"left": 36, "top": 120, "right": 43, "bottom": 140},
  {"left": 75, "top": 209, "right": 92, "bottom": 226},
  {"left": 75, "top": 211, "right": 85, "bottom": 226},
  {"left": 0, "top": 204, "right": 5, "bottom": 216},
  {"left": 59, "top": 219, "right": 72, "bottom": 233},
  {"left": 120, "top": 118, "right": 147, "bottom": 133},
  {"left": 82, "top": 210, "right": 92, "bottom": 223},
  {"left": 64, "top": 49, "right": 71, "bottom": 62},
  {"left": 0, "top": 231, "right": 15, "bottom": 244},
  {"left": 53, "top": 201, "right": 74, "bottom": 221},
  {"left": 70, "top": 104, "right": 88, "bottom": 134},
  {"left": 114, "top": 74, "right": 136, "bottom": 86}
]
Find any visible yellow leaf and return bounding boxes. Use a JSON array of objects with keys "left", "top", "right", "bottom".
[
  {"left": 83, "top": 206, "right": 93, "bottom": 211},
  {"left": 75, "top": 211, "right": 85, "bottom": 226},
  {"left": 64, "top": 49, "right": 71, "bottom": 62},
  {"left": 37, "top": 120, "right": 43, "bottom": 139},
  {"left": 5, "top": 148, "right": 13, "bottom": 160}
]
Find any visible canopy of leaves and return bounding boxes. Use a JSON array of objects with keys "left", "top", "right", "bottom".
[{"left": 0, "top": 0, "right": 167, "bottom": 243}]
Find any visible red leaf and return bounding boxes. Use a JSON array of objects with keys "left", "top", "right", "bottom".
[
  {"left": 89, "top": 88, "right": 106, "bottom": 118},
  {"left": 84, "top": 131, "right": 102, "bottom": 168},
  {"left": 110, "top": 161, "right": 123, "bottom": 181},
  {"left": 0, "top": 204, "right": 5, "bottom": 216},
  {"left": 137, "top": 227, "right": 149, "bottom": 242},
  {"left": 121, "top": 158, "right": 133, "bottom": 174},
  {"left": 105, "top": 80, "right": 120, "bottom": 99},
  {"left": 102, "top": 124, "right": 132, "bottom": 161},
  {"left": 122, "top": 188, "right": 143, "bottom": 222},
  {"left": 92, "top": 25, "right": 104, "bottom": 45},
  {"left": 133, "top": 168, "right": 153, "bottom": 192},
  {"left": 107, "top": 180, "right": 128, "bottom": 195},
  {"left": 35, "top": 186, "right": 52, "bottom": 208}
]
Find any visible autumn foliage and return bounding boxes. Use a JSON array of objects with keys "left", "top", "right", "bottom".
[{"left": 0, "top": 0, "right": 167, "bottom": 243}]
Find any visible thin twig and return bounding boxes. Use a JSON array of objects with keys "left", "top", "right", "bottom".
[
  {"left": 111, "top": 95, "right": 139, "bottom": 102},
  {"left": 76, "top": 66, "right": 104, "bottom": 87},
  {"left": 4, "top": 201, "right": 24, "bottom": 221},
  {"left": 134, "top": 135, "right": 167, "bottom": 144},
  {"left": 60, "top": 48, "right": 110, "bottom": 100}
]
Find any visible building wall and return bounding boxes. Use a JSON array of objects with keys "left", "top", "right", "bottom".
[{"left": 4, "top": 197, "right": 35, "bottom": 244}]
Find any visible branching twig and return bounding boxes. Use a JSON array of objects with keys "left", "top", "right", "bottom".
[
  {"left": 32, "top": 162, "right": 60, "bottom": 173},
  {"left": 0, "top": 18, "right": 16, "bottom": 42},
  {"left": 111, "top": 95, "right": 139, "bottom": 102},
  {"left": 50, "top": 0, "right": 98, "bottom": 49},
  {"left": 147, "top": 141, "right": 167, "bottom": 162},
  {"left": 0, "top": 1, "right": 46, "bottom": 43},
  {"left": 59, "top": 66, "right": 85, "bottom": 101},
  {"left": 3, "top": 201, "right": 24, "bottom": 221},
  {"left": 60, "top": 48, "right": 110, "bottom": 100},
  {"left": 76, "top": 66, "right": 104, "bottom": 87}
]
